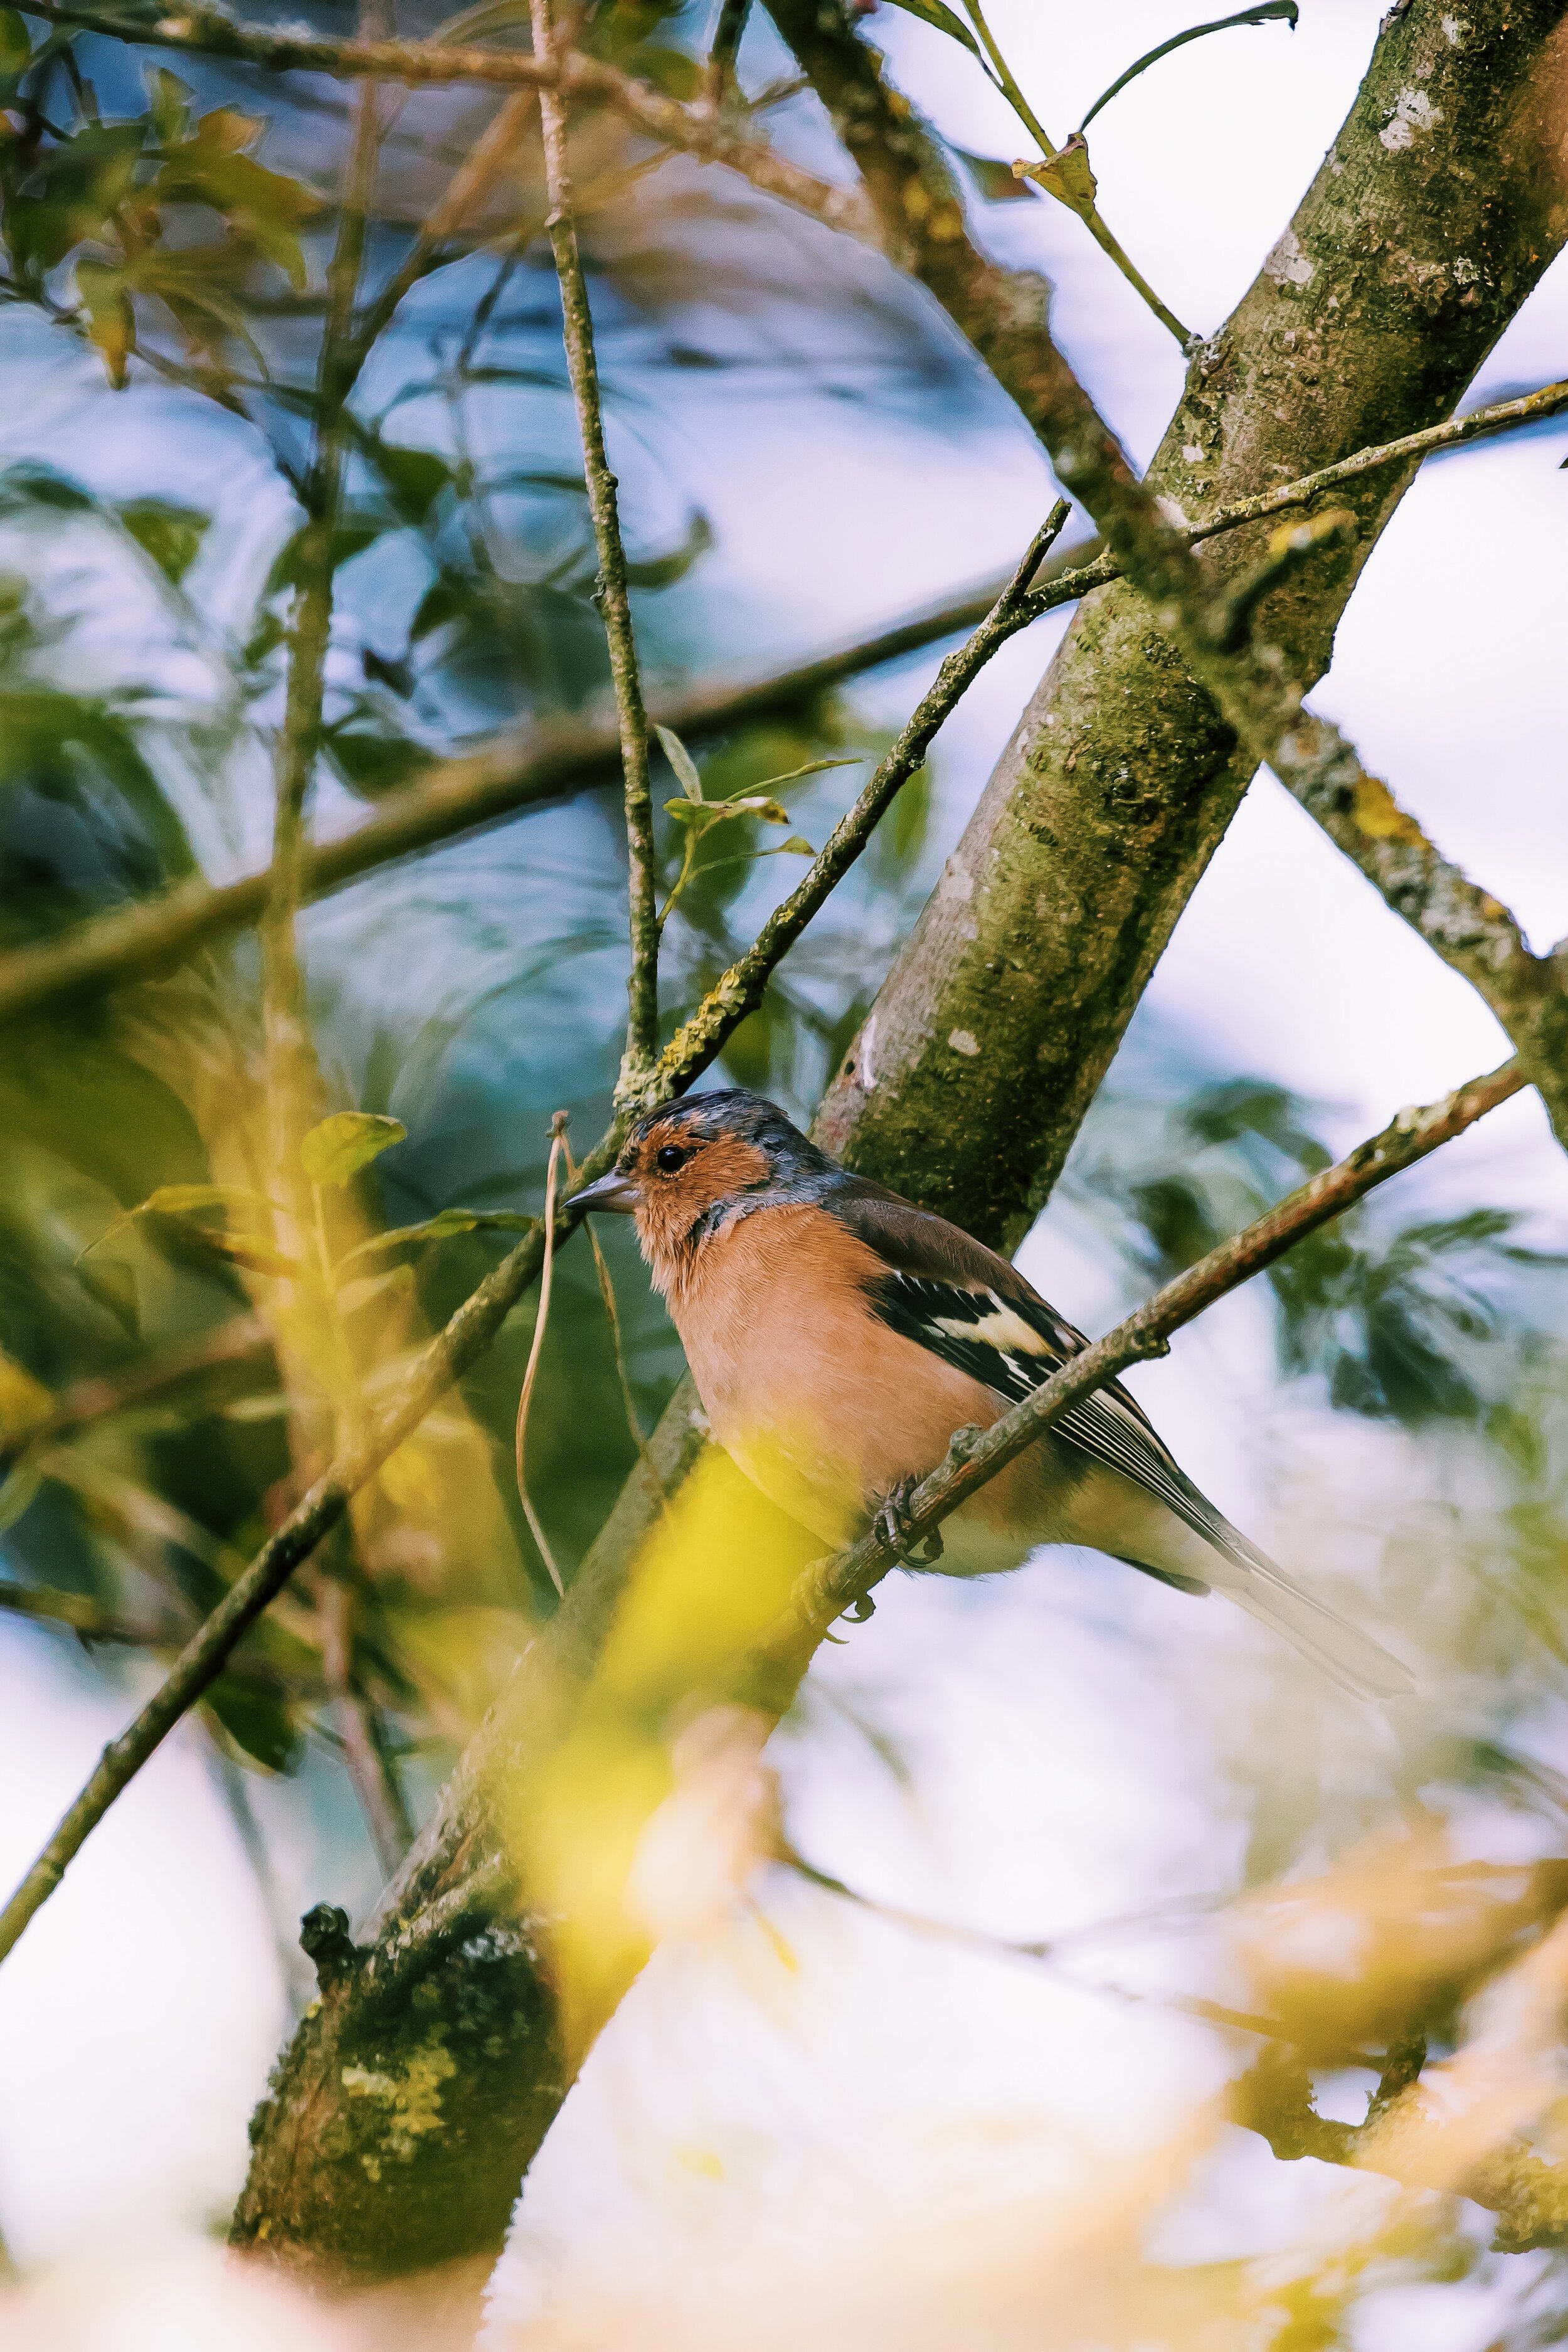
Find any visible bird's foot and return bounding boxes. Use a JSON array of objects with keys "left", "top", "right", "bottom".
[{"left": 873, "top": 1476, "right": 945, "bottom": 1567}]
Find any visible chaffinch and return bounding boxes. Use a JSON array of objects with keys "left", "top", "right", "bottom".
[{"left": 578, "top": 1088, "right": 1411, "bottom": 1700}]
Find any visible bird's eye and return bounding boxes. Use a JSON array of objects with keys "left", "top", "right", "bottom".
[{"left": 655, "top": 1144, "right": 687, "bottom": 1173}]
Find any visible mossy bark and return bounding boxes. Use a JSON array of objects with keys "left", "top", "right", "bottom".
[{"left": 234, "top": 0, "right": 1568, "bottom": 2291}]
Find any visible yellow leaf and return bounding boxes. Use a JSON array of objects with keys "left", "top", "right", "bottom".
[
  {"left": 0, "top": 1352, "right": 53, "bottom": 1443},
  {"left": 379, "top": 1438, "right": 442, "bottom": 1514},
  {"left": 1015, "top": 133, "right": 1098, "bottom": 216}
]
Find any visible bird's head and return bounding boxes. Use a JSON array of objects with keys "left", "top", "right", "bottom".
[{"left": 575, "top": 1088, "right": 837, "bottom": 1293}]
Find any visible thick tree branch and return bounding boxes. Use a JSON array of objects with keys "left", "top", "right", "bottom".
[
  {"left": 1234, "top": 2033, "right": 1568, "bottom": 2255},
  {"left": 782, "top": 0, "right": 1568, "bottom": 1242},
  {"left": 235, "top": 1054, "right": 1521, "bottom": 2282}
]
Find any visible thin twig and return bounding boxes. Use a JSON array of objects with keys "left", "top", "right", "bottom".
[
  {"left": 955, "top": 0, "right": 1189, "bottom": 344},
  {"left": 531, "top": 0, "right": 660, "bottom": 1092},
  {"left": 778, "top": 1847, "right": 1374, "bottom": 2053},
  {"left": 319, "top": 1561, "right": 414, "bottom": 1873},
  {"left": 706, "top": 0, "right": 752, "bottom": 103},
  {"left": 348, "top": 88, "right": 539, "bottom": 356},
  {"left": 515, "top": 1115, "right": 569, "bottom": 1595},
  {"left": 632, "top": 500, "right": 1071, "bottom": 1108},
  {"left": 770, "top": 1058, "right": 1526, "bottom": 1643}
]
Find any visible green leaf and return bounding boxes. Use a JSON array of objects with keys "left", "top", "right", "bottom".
[
  {"left": 747, "top": 755, "right": 859, "bottom": 792},
  {"left": 144, "top": 1182, "right": 278, "bottom": 1219},
  {"left": 153, "top": 132, "right": 324, "bottom": 289},
  {"left": 166, "top": 1229, "right": 297, "bottom": 1279},
  {"left": 147, "top": 65, "right": 193, "bottom": 147},
  {"left": 8, "top": 122, "right": 147, "bottom": 272},
  {"left": 655, "top": 723, "right": 705, "bottom": 801},
  {"left": 726, "top": 795, "right": 793, "bottom": 824},
  {"left": 339, "top": 1207, "right": 536, "bottom": 1271},
  {"left": 878, "top": 0, "right": 985, "bottom": 59},
  {"left": 0, "top": 1456, "right": 43, "bottom": 1535},
  {"left": 0, "top": 1352, "right": 53, "bottom": 1443},
  {"left": 360, "top": 437, "right": 455, "bottom": 527},
  {"left": 75, "top": 1253, "right": 139, "bottom": 1338},
  {"left": 300, "top": 1111, "right": 407, "bottom": 1187},
  {"left": 324, "top": 726, "right": 431, "bottom": 799},
  {"left": 0, "top": 6, "right": 34, "bottom": 84},
  {"left": 1076, "top": 1, "right": 1298, "bottom": 134},
  {"left": 78, "top": 1182, "right": 278, "bottom": 1260},
  {"left": 204, "top": 1671, "right": 301, "bottom": 1774},
  {"left": 632, "top": 41, "right": 702, "bottom": 97},
  {"left": 624, "top": 511, "right": 713, "bottom": 590},
  {"left": 117, "top": 497, "right": 209, "bottom": 584},
  {"left": 0, "top": 462, "right": 97, "bottom": 516},
  {"left": 953, "top": 146, "right": 1037, "bottom": 203}
]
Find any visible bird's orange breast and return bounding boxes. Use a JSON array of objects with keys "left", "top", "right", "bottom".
[{"left": 664, "top": 1202, "right": 1046, "bottom": 1562}]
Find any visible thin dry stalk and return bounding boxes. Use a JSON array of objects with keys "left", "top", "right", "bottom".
[
  {"left": 319, "top": 1565, "right": 413, "bottom": 1875},
  {"left": 514, "top": 1115, "right": 569, "bottom": 1595}
]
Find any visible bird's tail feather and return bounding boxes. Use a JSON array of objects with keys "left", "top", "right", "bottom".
[{"left": 1205, "top": 1522, "right": 1415, "bottom": 1702}]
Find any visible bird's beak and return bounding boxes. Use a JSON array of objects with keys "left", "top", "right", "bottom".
[{"left": 573, "top": 1167, "right": 641, "bottom": 1216}]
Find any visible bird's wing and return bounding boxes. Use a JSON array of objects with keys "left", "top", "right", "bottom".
[
  {"left": 829, "top": 1182, "right": 1261, "bottom": 1572},
  {"left": 829, "top": 1184, "right": 1416, "bottom": 1700}
]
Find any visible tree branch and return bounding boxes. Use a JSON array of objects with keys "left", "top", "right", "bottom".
[
  {"left": 775, "top": 1058, "right": 1526, "bottom": 1638},
  {"left": 631, "top": 500, "right": 1072, "bottom": 1107},
  {"left": 1234, "top": 2035, "right": 1568, "bottom": 2254},
  {"left": 532, "top": 0, "right": 660, "bottom": 1091},
  {"left": 778, "top": 0, "right": 1568, "bottom": 1242},
  {"left": 0, "top": 499, "right": 1083, "bottom": 1963}
]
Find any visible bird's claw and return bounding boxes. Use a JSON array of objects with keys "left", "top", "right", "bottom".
[{"left": 873, "top": 1476, "right": 945, "bottom": 1566}]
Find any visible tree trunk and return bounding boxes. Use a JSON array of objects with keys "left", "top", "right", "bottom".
[{"left": 233, "top": 0, "right": 1568, "bottom": 2289}]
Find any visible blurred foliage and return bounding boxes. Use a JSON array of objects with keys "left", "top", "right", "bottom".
[
  {"left": 0, "top": 7, "right": 1564, "bottom": 2338},
  {"left": 1064, "top": 1063, "right": 1568, "bottom": 1428}
]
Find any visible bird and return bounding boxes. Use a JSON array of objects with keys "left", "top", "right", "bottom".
[{"left": 575, "top": 1088, "right": 1412, "bottom": 1700}]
